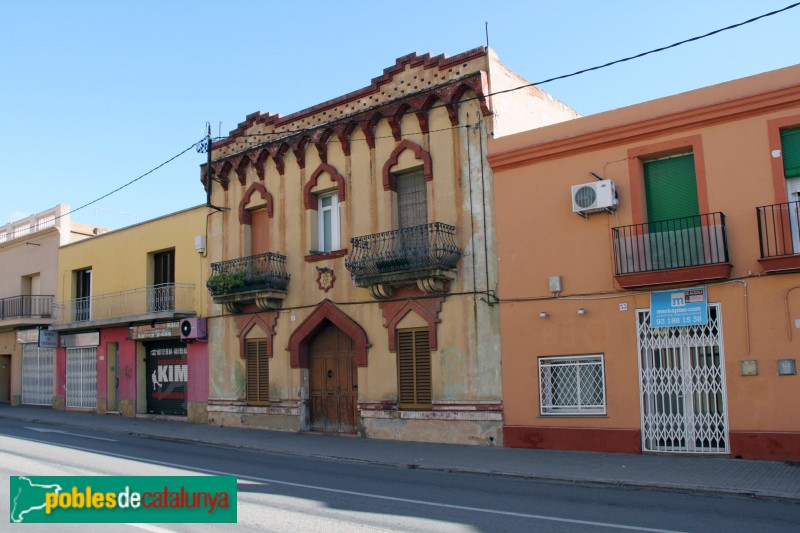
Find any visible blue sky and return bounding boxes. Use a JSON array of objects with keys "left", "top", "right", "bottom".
[{"left": 2, "top": 1, "right": 799, "bottom": 229}]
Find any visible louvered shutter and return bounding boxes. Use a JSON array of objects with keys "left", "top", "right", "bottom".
[
  {"left": 644, "top": 154, "right": 700, "bottom": 224},
  {"left": 397, "top": 328, "right": 431, "bottom": 409},
  {"left": 782, "top": 128, "right": 800, "bottom": 179},
  {"left": 246, "top": 339, "right": 269, "bottom": 404}
]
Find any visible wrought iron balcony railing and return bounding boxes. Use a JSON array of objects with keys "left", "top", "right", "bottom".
[
  {"left": 207, "top": 252, "right": 290, "bottom": 297},
  {"left": 0, "top": 295, "right": 54, "bottom": 320},
  {"left": 757, "top": 201, "right": 800, "bottom": 259},
  {"left": 53, "top": 283, "right": 195, "bottom": 325},
  {"left": 612, "top": 212, "right": 729, "bottom": 275},
  {"left": 345, "top": 222, "right": 461, "bottom": 281}
]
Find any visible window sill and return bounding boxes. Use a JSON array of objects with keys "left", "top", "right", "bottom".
[{"left": 304, "top": 249, "right": 347, "bottom": 263}]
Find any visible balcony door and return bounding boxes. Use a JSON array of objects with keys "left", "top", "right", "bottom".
[
  {"left": 644, "top": 154, "right": 701, "bottom": 269},
  {"left": 75, "top": 269, "right": 91, "bottom": 321},
  {"left": 153, "top": 250, "right": 175, "bottom": 312},
  {"left": 786, "top": 178, "right": 800, "bottom": 253},
  {"left": 395, "top": 169, "right": 428, "bottom": 268}
]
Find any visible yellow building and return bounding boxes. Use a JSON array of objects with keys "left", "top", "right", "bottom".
[
  {"left": 52, "top": 205, "right": 209, "bottom": 422},
  {"left": 202, "top": 47, "right": 578, "bottom": 444}
]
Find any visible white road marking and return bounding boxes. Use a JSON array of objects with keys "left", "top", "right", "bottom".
[
  {"left": 25, "top": 427, "right": 118, "bottom": 442},
  {"left": 5, "top": 434, "right": 685, "bottom": 533},
  {"left": 124, "top": 524, "right": 177, "bottom": 533}
]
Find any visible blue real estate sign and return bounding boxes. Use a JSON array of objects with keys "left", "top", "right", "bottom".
[{"left": 650, "top": 287, "right": 707, "bottom": 328}]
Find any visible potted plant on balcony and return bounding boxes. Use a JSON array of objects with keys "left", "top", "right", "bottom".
[{"left": 207, "top": 271, "right": 246, "bottom": 295}]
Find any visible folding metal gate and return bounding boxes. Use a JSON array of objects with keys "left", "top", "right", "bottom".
[
  {"left": 66, "top": 347, "right": 97, "bottom": 408},
  {"left": 21, "top": 345, "right": 54, "bottom": 406},
  {"left": 636, "top": 304, "right": 729, "bottom": 454}
]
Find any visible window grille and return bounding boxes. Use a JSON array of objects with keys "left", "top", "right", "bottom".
[
  {"left": 66, "top": 347, "right": 97, "bottom": 408},
  {"left": 539, "top": 355, "right": 606, "bottom": 415}
]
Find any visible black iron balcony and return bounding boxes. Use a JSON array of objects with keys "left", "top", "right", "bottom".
[
  {"left": 345, "top": 222, "right": 460, "bottom": 297},
  {"left": 612, "top": 213, "right": 730, "bottom": 288},
  {"left": 207, "top": 252, "right": 289, "bottom": 312},
  {"left": 0, "top": 295, "right": 53, "bottom": 320},
  {"left": 756, "top": 201, "right": 800, "bottom": 273}
]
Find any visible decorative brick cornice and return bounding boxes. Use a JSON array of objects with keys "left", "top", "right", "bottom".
[
  {"left": 255, "top": 148, "right": 269, "bottom": 181},
  {"left": 363, "top": 113, "right": 383, "bottom": 149},
  {"left": 235, "top": 155, "right": 249, "bottom": 186},
  {"left": 239, "top": 182, "right": 274, "bottom": 224},
  {"left": 235, "top": 312, "right": 278, "bottom": 359},
  {"left": 383, "top": 140, "right": 433, "bottom": 191},
  {"left": 291, "top": 136, "right": 311, "bottom": 170},
  {"left": 312, "top": 128, "right": 334, "bottom": 163},
  {"left": 304, "top": 163, "right": 346, "bottom": 210},
  {"left": 378, "top": 286, "right": 443, "bottom": 352},
  {"left": 213, "top": 48, "right": 488, "bottom": 150},
  {"left": 212, "top": 161, "right": 232, "bottom": 191},
  {"left": 267, "top": 143, "right": 289, "bottom": 175},
  {"left": 288, "top": 299, "right": 370, "bottom": 368},
  {"left": 388, "top": 103, "right": 410, "bottom": 141},
  {"left": 334, "top": 122, "right": 357, "bottom": 157}
]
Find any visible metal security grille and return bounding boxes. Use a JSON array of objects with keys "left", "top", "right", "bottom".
[
  {"left": 21, "top": 345, "right": 54, "bottom": 406},
  {"left": 637, "top": 304, "right": 728, "bottom": 454},
  {"left": 66, "top": 347, "right": 97, "bottom": 408},
  {"left": 539, "top": 355, "right": 606, "bottom": 415}
]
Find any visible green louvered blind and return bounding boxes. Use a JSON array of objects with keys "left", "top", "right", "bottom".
[
  {"left": 644, "top": 153, "right": 700, "bottom": 224},
  {"left": 781, "top": 128, "right": 800, "bottom": 179}
]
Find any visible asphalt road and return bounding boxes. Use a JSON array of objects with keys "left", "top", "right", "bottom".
[{"left": 0, "top": 418, "right": 798, "bottom": 532}]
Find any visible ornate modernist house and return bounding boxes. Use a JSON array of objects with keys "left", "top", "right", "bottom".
[{"left": 202, "top": 47, "right": 578, "bottom": 444}]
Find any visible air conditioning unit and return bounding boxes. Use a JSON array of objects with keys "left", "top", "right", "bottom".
[
  {"left": 571, "top": 179, "right": 618, "bottom": 216},
  {"left": 180, "top": 317, "right": 208, "bottom": 341}
]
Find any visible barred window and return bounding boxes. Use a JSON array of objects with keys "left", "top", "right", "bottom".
[
  {"left": 539, "top": 355, "right": 606, "bottom": 415},
  {"left": 246, "top": 339, "right": 269, "bottom": 405}
]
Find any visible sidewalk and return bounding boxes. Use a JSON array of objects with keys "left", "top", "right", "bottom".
[{"left": 1, "top": 404, "right": 798, "bottom": 502}]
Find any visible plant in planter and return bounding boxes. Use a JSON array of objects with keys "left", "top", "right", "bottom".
[{"left": 206, "top": 271, "right": 246, "bottom": 295}]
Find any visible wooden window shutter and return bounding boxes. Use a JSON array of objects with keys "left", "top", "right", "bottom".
[
  {"left": 246, "top": 339, "right": 269, "bottom": 404},
  {"left": 397, "top": 328, "right": 431, "bottom": 409},
  {"left": 782, "top": 127, "right": 800, "bottom": 178},
  {"left": 154, "top": 250, "right": 175, "bottom": 285}
]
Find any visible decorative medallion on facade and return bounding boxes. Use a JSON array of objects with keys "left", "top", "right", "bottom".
[{"left": 316, "top": 267, "right": 336, "bottom": 292}]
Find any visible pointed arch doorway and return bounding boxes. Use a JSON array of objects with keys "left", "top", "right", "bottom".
[
  {"left": 309, "top": 322, "right": 358, "bottom": 434},
  {"left": 289, "top": 300, "right": 370, "bottom": 435}
]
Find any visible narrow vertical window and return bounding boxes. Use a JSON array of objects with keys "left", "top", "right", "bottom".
[
  {"left": 317, "top": 192, "right": 340, "bottom": 252},
  {"left": 397, "top": 328, "right": 432, "bottom": 409},
  {"left": 246, "top": 339, "right": 269, "bottom": 404}
]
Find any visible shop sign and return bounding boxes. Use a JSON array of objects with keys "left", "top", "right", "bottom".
[
  {"left": 650, "top": 287, "right": 707, "bottom": 328},
  {"left": 146, "top": 343, "right": 188, "bottom": 416},
  {"left": 16, "top": 328, "right": 39, "bottom": 344},
  {"left": 60, "top": 332, "right": 100, "bottom": 348},
  {"left": 130, "top": 321, "right": 180, "bottom": 340},
  {"left": 39, "top": 329, "right": 58, "bottom": 349}
]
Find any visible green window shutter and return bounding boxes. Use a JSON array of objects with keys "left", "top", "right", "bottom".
[
  {"left": 781, "top": 128, "right": 800, "bottom": 178},
  {"left": 644, "top": 153, "right": 700, "bottom": 223}
]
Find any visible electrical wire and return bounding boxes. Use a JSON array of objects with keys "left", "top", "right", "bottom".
[
  {"left": 9, "top": 3, "right": 797, "bottom": 229},
  {"left": 214, "top": 2, "right": 800, "bottom": 146}
]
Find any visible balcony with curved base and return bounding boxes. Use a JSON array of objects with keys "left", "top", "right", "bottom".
[
  {"left": 345, "top": 222, "right": 461, "bottom": 299},
  {"left": 207, "top": 252, "right": 290, "bottom": 313}
]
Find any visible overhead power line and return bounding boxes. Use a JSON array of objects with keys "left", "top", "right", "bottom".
[
  {"left": 17, "top": 2, "right": 796, "bottom": 229},
  {"left": 219, "top": 1, "right": 800, "bottom": 144}
]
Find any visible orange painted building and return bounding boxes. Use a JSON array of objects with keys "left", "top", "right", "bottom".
[{"left": 489, "top": 64, "right": 800, "bottom": 461}]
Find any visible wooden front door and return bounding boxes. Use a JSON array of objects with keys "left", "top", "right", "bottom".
[{"left": 309, "top": 323, "right": 358, "bottom": 434}]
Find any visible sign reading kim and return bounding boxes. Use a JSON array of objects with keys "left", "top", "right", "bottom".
[{"left": 145, "top": 342, "right": 188, "bottom": 416}]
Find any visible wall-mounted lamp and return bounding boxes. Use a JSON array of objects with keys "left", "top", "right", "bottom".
[
  {"left": 577, "top": 308, "right": 586, "bottom": 316},
  {"left": 538, "top": 311, "right": 549, "bottom": 318}
]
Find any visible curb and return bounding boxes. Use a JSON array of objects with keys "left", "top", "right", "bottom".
[{"left": 2, "top": 410, "right": 798, "bottom": 503}]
